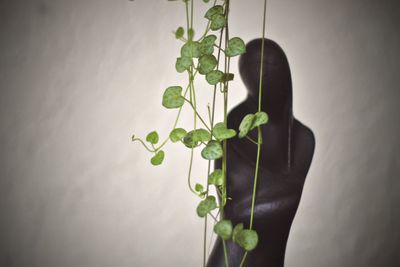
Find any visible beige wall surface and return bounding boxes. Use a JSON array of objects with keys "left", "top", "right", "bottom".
[{"left": 0, "top": 0, "right": 399, "bottom": 266}]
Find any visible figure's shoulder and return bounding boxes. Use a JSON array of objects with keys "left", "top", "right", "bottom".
[
  {"left": 227, "top": 104, "right": 244, "bottom": 129},
  {"left": 294, "top": 119, "right": 315, "bottom": 149},
  {"left": 227, "top": 101, "right": 256, "bottom": 129},
  {"left": 293, "top": 119, "right": 315, "bottom": 173}
]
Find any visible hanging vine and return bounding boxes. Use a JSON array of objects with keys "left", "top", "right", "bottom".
[{"left": 132, "top": 0, "right": 268, "bottom": 266}]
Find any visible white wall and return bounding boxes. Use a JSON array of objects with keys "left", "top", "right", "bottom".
[{"left": 0, "top": 0, "right": 399, "bottom": 266}]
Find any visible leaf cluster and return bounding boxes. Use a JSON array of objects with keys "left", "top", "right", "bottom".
[
  {"left": 212, "top": 220, "right": 259, "bottom": 252},
  {"left": 132, "top": 1, "right": 269, "bottom": 261}
]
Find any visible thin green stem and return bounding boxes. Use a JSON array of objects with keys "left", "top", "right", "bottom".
[
  {"left": 182, "top": 98, "right": 212, "bottom": 132},
  {"left": 258, "top": 0, "right": 267, "bottom": 113},
  {"left": 190, "top": 0, "right": 194, "bottom": 31},
  {"left": 197, "top": 0, "right": 217, "bottom": 41},
  {"left": 203, "top": 164, "right": 211, "bottom": 267},
  {"left": 221, "top": 0, "right": 231, "bottom": 210},
  {"left": 249, "top": 127, "right": 262, "bottom": 229},
  {"left": 131, "top": 138, "right": 155, "bottom": 153},
  {"left": 208, "top": 220, "right": 217, "bottom": 256},
  {"left": 213, "top": 44, "right": 225, "bottom": 53},
  {"left": 203, "top": 8, "right": 225, "bottom": 265},
  {"left": 150, "top": 143, "right": 156, "bottom": 151},
  {"left": 154, "top": 82, "right": 192, "bottom": 151},
  {"left": 250, "top": 0, "right": 267, "bottom": 230},
  {"left": 207, "top": 105, "right": 212, "bottom": 127},
  {"left": 185, "top": 1, "right": 190, "bottom": 38},
  {"left": 185, "top": 0, "right": 196, "bottom": 197},
  {"left": 187, "top": 146, "right": 197, "bottom": 195},
  {"left": 239, "top": 1, "right": 267, "bottom": 267},
  {"left": 186, "top": 69, "right": 197, "bottom": 196},
  {"left": 239, "top": 252, "right": 248, "bottom": 267},
  {"left": 208, "top": 212, "right": 218, "bottom": 222},
  {"left": 222, "top": 240, "right": 229, "bottom": 267},
  {"left": 246, "top": 135, "right": 259, "bottom": 145},
  {"left": 220, "top": 2, "right": 231, "bottom": 267}
]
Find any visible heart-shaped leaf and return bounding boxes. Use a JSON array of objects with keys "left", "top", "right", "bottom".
[
  {"left": 201, "top": 140, "right": 223, "bottom": 160},
  {"left": 213, "top": 122, "right": 236, "bottom": 140},
  {"left": 146, "top": 131, "right": 159, "bottom": 144},
  {"left": 208, "top": 169, "right": 223, "bottom": 186},
  {"left": 206, "top": 70, "right": 224, "bottom": 85},
  {"left": 205, "top": 5, "right": 224, "bottom": 20},
  {"left": 195, "top": 183, "right": 204, "bottom": 193},
  {"left": 238, "top": 114, "right": 255, "bottom": 138},
  {"left": 175, "top": 26, "right": 184, "bottom": 39},
  {"left": 199, "top": 34, "right": 217, "bottom": 55},
  {"left": 169, "top": 128, "right": 187, "bottom": 143},
  {"left": 210, "top": 13, "right": 226, "bottom": 31},
  {"left": 251, "top": 111, "right": 269, "bottom": 130},
  {"left": 198, "top": 54, "right": 217, "bottom": 75},
  {"left": 232, "top": 223, "right": 244, "bottom": 243},
  {"left": 181, "top": 41, "right": 202, "bottom": 58},
  {"left": 162, "top": 86, "right": 184, "bottom": 109},
  {"left": 151, "top": 150, "right": 165, "bottom": 166},
  {"left": 196, "top": 196, "right": 217, "bottom": 217},
  {"left": 192, "top": 128, "right": 211, "bottom": 143},
  {"left": 235, "top": 229, "right": 258, "bottom": 251},
  {"left": 175, "top": 56, "right": 193, "bottom": 73},
  {"left": 225, "top": 37, "right": 246, "bottom": 57},
  {"left": 214, "top": 220, "right": 233, "bottom": 240},
  {"left": 183, "top": 131, "right": 200, "bottom": 148}
]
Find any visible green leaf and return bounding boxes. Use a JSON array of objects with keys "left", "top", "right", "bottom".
[
  {"left": 251, "top": 111, "right": 269, "bottom": 130},
  {"left": 213, "top": 122, "right": 236, "bottom": 140},
  {"left": 208, "top": 169, "right": 223, "bottom": 186},
  {"left": 238, "top": 111, "right": 269, "bottom": 137},
  {"left": 195, "top": 183, "right": 204, "bottom": 193},
  {"left": 205, "top": 5, "right": 224, "bottom": 20},
  {"left": 210, "top": 14, "right": 226, "bottom": 31},
  {"left": 181, "top": 41, "right": 202, "bottom": 58},
  {"left": 192, "top": 128, "right": 211, "bottom": 143},
  {"left": 199, "top": 34, "right": 217, "bottom": 55},
  {"left": 175, "top": 26, "right": 184, "bottom": 39},
  {"left": 203, "top": 0, "right": 210, "bottom": 3},
  {"left": 206, "top": 70, "right": 224, "bottom": 85},
  {"left": 169, "top": 128, "right": 187, "bottom": 142},
  {"left": 162, "top": 86, "right": 184, "bottom": 109},
  {"left": 235, "top": 229, "right": 258, "bottom": 251},
  {"left": 196, "top": 196, "right": 217, "bottom": 217},
  {"left": 183, "top": 131, "right": 200, "bottom": 148},
  {"left": 232, "top": 223, "right": 244, "bottom": 243},
  {"left": 198, "top": 54, "right": 217, "bottom": 75},
  {"left": 214, "top": 220, "right": 233, "bottom": 240},
  {"left": 175, "top": 56, "right": 193, "bottom": 73},
  {"left": 225, "top": 37, "right": 246, "bottom": 57},
  {"left": 238, "top": 114, "right": 255, "bottom": 138},
  {"left": 151, "top": 150, "right": 165, "bottom": 166},
  {"left": 146, "top": 131, "right": 159, "bottom": 144},
  {"left": 202, "top": 35, "right": 217, "bottom": 46},
  {"left": 201, "top": 140, "right": 223, "bottom": 160}
]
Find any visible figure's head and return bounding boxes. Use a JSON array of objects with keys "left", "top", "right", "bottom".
[{"left": 239, "top": 38, "right": 292, "bottom": 112}]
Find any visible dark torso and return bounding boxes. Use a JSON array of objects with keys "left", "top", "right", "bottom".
[{"left": 207, "top": 100, "right": 315, "bottom": 267}]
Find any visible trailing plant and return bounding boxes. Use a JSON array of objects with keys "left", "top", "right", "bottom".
[{"left": 132, "top": 0, "right": 268, "bottom": 266}]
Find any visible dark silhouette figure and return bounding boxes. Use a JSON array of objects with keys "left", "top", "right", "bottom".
[{"left": 207, "top": 39, "right": 315, "bottom": 267}]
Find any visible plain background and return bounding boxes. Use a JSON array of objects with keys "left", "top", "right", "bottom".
[{"left": 0, "top": 0, "right": 399, "bottom": 266}]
